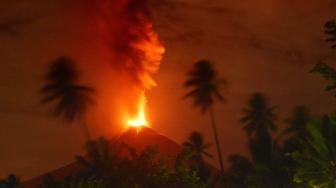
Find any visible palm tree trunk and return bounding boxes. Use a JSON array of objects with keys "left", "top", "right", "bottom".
[
  {"left": 80, "top": 118, "right": 91, "bottom": 142},
  {"left": 209, "top": 107, "right": 224, "bottom": 172}
]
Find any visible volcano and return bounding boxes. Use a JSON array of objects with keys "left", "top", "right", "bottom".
[{"left": 23, "top": 127, "right": 182, "bottom": 188}]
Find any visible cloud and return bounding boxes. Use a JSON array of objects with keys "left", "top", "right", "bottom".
[{"left": 151, "top": 0, "right": 336, "bottom": 64}]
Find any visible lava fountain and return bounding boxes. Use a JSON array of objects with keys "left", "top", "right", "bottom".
[
  {"left": 126, "top": 92, "right": 148, "bottom": 128},
  {"left": 125, "top": 24, "right": 165, "bottom": 128}
]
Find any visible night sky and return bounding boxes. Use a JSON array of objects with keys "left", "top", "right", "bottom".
[{"left": 1, "top": 0, "right": 336, "bottom": 180}]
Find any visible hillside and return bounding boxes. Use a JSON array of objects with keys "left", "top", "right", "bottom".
[{"left": 23, "top": 127, "right": 182, "bottom": 188}]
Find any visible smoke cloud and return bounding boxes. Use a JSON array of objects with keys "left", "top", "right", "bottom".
[
  {"left": 95, "top": 0, "right": 164, "bottom": 88},
  {"left": 75, "top": 0, "right": 165, "bottom": 136}
]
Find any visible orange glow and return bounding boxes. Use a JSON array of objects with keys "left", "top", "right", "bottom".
[
  {"left": 127, "top": 93, "right": 149, "bottom": 128},
  {"left": 125, "top": 23, "right": 165, "bottom": 129},
  {"left": 130, "top": 24, "right": 166, "bottom": 89}
]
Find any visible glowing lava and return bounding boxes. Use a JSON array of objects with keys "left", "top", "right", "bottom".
[
  {"left": 125, "top": 24, "right": 165, "bottom": 129},
  {"left": 127, "top": 93, "right": 149, "bottom": 128}
]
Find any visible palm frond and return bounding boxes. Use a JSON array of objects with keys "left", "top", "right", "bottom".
[
  {"left": 324, "top": 20, "right": 336, "bottom": 48},
  {"left": 41, "top": 57, "right": 95, "bottom": 123},
  {"left": 183, "top": 60, "right": 226, "bottom": 113},
  {"left": 42, "top": 93, "right": 61, "bottom": 104},
  {"left": 202, "top": 151, "right": 213, "bottom": 158},
  {"left": 184, "top": 89, "right": 199, "bottom": 99}
]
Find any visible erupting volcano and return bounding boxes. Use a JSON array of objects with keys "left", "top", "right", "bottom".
[
  {"left": 94, "top": 0, "right": 165, "bottom": 131},
  {"left": 124, "top": 24, "right": 165, "bottom": 129}
]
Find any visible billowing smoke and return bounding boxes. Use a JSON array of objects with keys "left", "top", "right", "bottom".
[
  {"left": 96, "top": 0, "right": 164, "bottom": 89},
  {"left": 72, "top": 0, "right": 165, "bottom": 135}
]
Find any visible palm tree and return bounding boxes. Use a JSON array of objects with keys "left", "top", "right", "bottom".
[
  {"left": 281, "top": 106, "right": 311, "bottom": 161},
  {"left": 240, "top": 93, "right": 276, "bottom": 137},
  {"left": 283, "top": 105, "right": 311, "bottom": 139},
  {"left": 41, "top": 57, "right": 94, "bottom": 140},
  {"left": 292, "top": 115, "right": 336, "bottom": 187},
  {"left": 240, "top": 93, "right": 276, "bottom": 163},
  {"left": 183, "top": 60, "right": 227, "bottom": 172},
  {"left": 183, "top": 131, "right": 213, "bottom": 182},
  {"left": 75, "top": 138, "right": 120, "bottom": 179},
  {"left": 183, "top": 131, "right": 213, "bottom": 162}
]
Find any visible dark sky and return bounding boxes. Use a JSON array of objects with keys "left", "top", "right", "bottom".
[{"left": 1, "top": 0, "right": 336, "bottom": 179}]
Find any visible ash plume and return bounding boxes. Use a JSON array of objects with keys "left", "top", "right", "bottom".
[
  {"left": 94, "top": 0, "right": 164, "bottom": 89},
  {"left": 74, "top": 0, "right": 165, "bottom": 134}
]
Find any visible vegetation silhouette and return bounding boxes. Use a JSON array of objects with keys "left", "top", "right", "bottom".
[
  {"left": 38, "top": 138, "right": 207, "bottom": 188},
  {"left": 291, "top": 115, "right": 336, "bottom": 187},
  {"left": 183, "top": 131, "right": 213, "bottom": 183},
  {"left": 240, "top": 93, "right": 276, "bottom": 163},
  {"left": 289, "top": 20, "right": 336, "bottom": 187},
  {"left": 222, "top": 154, "right": 252, "bottom": 188},
  {"left": 5, "top": 17, "right": 336, "bottom": 188},
  {"left": 183, "top": 60, "right": 227, "bottom": 172},
  {"left": 325, "top": 20, "right": 336, "bottom": 48},
  {"left": 0, "top": 174, "right": 21, "bottom": 188},
  {"left": 282, "top": 105, "right": 311, "bottom": 154},
  {"left": 283, "top": 106, "right": 311, "bottom": 138},
  {"left": 311, "top": 63, "right": 336, "bottom": 97},
  {"left": 224, "top": 92, "right": 296, "bottom": 188},
  {"left": 183, "top": 131, "right": 213, "bottom": 162},
  {"left": 40, "top": 57, "right": 94, "bottom": 140}
]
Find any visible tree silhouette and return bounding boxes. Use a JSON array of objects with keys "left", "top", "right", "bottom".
[
  {"left": 75, "top": 138, "right": 120, "bottom": 179},
  {"left": 282, "top": 105, "right": 311, "bottom": 153},
  {"left": 281, "top": 106, "right": 312, "bottom": 174},
  {"left": 183, "top": 131, "right": 213, "bottom": 162},
  {"left": 183, "top": 60, "right": 227, "bottom": 172},
  {"left": 325, "top": 20, "right": 336, "bottom": 48},
  {"left": 183, "top": 131, "right": 212, "bottom": 183},
  {"left": 292, "top": 115, "right": 336, "bottom": 187},
  {"left": 310, "top": 20, "right": 336, "bottom": 97},
  {"left": 41, "top": 57, "right": 94, "bottom": 140},
  {"left": 0, "top": 174, "right": 21, "bottom": 188},
  {"left": 247, "top": 146, "right": 294, "bottom": 188},
  {"left": 39, "top": 174, "right": 106, "bottom": 188},
  {"left": 283, "top": 106, "right": 311, "bottom": 138},
  {"left": 73, "top": 138, "right": 207, "bottom": 188},
  {"left": 311, "top": 63, "right": 336, "bottom": 97},
  {"left": 240, "top": 93, "right": 276, "bottom": 163},
  {"left": 222, "top": 154, "right": 253, "bottom": 188}
]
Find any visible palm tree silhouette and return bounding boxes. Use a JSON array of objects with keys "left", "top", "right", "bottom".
[
  {"left": 283, "top": 105, "right": 311, "bottom": 138},
  {"left": 183, "top": 132, "right": 213, "bottom": 183},
  {"left": 41, "top": 57, "right": 94, "bottom": 141},
  {"left": 183, "top": 60, "right": 226, "bottom": 172},
  {"left": 240, "top": 93, "right": 276, "bottom": 163},
  {"left": 282, "top": 106, "right": 311, "bottom": 154},
  {"left": 75, "top": 138, "right": 119, "bottom": 178},
  {"left": 241, "top": 93, "right": 276, "bottom": 137},
  {"left": 183, "top": 131, "right": 213, "bottom": 162},
  {"left": 292, "top": 115, "right": 336, "bottom": 187}
]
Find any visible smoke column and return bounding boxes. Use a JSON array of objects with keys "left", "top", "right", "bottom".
[{"left": 74, "top": 0, "right": 165, "bottom": 134}]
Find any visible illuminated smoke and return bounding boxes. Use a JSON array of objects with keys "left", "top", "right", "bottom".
[{"left": 90, "top": 0, "right": 165, "bottom": 129}]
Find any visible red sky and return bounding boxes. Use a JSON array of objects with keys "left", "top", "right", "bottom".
[{"left": 1, "top": 0, "right": 336, "bottom": 179}]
